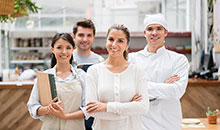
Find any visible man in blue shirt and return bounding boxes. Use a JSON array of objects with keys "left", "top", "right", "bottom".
[
  {"left": 72, "top": 19, "right": 104, "bottom": 130},
  {"left": 72, "top": 19, "right": 104, "bottom": 72}
]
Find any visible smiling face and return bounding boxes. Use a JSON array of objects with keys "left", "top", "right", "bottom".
[
  {"left": 51, "top": 38, "right": 74, "bottom": 64},
  {"left": 144, "top": 24, "right": 168, "bottom": 52},
  {"left": 73, "top": 26, "right": 94, "bottom": 52},
  {"left": 106, "top": 29, "right": 128, "bottom": 59}
]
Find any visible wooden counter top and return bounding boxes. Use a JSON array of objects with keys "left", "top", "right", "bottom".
[
  {"left": 0, "top": 78, "right": 219, "bottom": 89},
  {"left": 0, "top": 78, "right": 219, "bottom": 129},
  {"left": 181, "top": 78, "right": 220, "bottom": 118},
  {"left": 0, "top": 81, "right": 34, "bottom": 88},
  {"left": 182, "top": 118, "right": 220, "bottom": 130},
  {"left": 188, "top": 78, "right": 220, "bottom": 87}
]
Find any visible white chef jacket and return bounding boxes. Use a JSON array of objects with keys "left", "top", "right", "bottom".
[
  {"left": 129, "top": 46, "right": 189, "bottom": 130},
  {"left": 86, "top": 63, "right": 149, "bottom": 130}
]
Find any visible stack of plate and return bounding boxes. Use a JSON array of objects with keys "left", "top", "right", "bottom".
[{"left": 182, "top": 119, "right": 200, "bottom": 125}]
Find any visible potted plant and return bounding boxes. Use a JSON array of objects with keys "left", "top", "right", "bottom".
[
  {"left": 0, "top": 0, "right": 41, "bottom": 23},
  {"left": 206, "top": 107, "right": 219, "bottom": 124}
]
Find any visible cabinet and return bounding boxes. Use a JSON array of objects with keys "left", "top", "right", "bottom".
[{"left": 9, "top": 31, "right": 57, "bottom": 71}]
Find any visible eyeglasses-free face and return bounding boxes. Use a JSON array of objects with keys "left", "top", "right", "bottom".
[
  {"left": 51, "top": 38, "right": 74, "bottom": 64},
  {"left": 73, "top": 26, "right": 95, "bottom": 52},
  {"left": 144, "top": 24, "right": 168, "bottom": 52},
  {"left": 106, "top": 29, "right": 128, "bottom": 59}
]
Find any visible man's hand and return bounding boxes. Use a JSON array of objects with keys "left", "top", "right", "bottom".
[{"left": 165, "top": 75, "right": 180, "bottom": 84}]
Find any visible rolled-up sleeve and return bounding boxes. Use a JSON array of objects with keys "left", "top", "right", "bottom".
[
  {"left": 77, "top": 69, "right": 89, "bottom": 120},
  {"left": 27, "top": 79, "right": 44, "bottom": 120}
]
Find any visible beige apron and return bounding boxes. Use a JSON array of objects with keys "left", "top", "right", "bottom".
[{"left": 41, "top": 75, "right": 85, "bottom": 130}]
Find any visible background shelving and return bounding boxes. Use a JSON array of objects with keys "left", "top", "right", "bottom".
[{"left": 8, "top": 31, "right": 57, "bottom": 71}]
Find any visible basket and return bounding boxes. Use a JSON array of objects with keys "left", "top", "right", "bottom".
[
  {"left": 0, "top": 0, "right": 14, "bottom": 15},
  {"left": 13, "top": 12, "right": 25, "bottom": 17}
]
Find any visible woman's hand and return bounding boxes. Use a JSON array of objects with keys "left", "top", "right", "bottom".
[
  {"left": 46, "top": 97, "right": 67, "bottom": 119},
  {"left": 49, "top": 97, "right": 60, "bottom": 106},
  {"left": 47, "top": 101, "right": 67, "bottom": 119},
  {"left": 86, "top": 102, "right": 107, "bottom": 113},
  {"left": 37, "top": 97, "right": 60, "bottom": 116},
  {"left": 131, "top": 94, "right": 142, "bottom": 102}
]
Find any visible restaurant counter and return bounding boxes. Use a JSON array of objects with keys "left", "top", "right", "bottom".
[
  {"left": 0, "top": 81, "right": 42, "bottom": 130},
  {"left": 181, "top": 78, "right": 220, "bottom": 118},
  {"left": 0, "top": 81, "right": 34, "bottom": 88},
  {"left": 182, "top": 118, "right": 220, "bottom": 130},
  {"left": 0, "top": 78, "right": 219, "bottom": 129}
]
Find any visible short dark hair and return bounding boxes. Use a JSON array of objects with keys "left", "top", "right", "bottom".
[
  {"left": 51, "top": 33, "right": 75, "bottom": 68},
  {"left": 73, "top": 19, "right": 96, "bottom": 35}
]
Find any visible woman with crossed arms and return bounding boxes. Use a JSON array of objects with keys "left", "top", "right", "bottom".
[{"left": 86, "top": 24, "right": 149, "bottom": 130}]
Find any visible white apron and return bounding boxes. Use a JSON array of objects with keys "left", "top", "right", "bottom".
[{"left": 41, "top": 75, "right": 85, "bottom": 130}]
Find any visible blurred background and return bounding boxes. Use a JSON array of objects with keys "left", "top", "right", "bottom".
[
  {"left": 0, "top": 0, "right": 194, "bottom": 73},
  {"left": 0, "top": 0, "right": 220, "bottom": 129}
]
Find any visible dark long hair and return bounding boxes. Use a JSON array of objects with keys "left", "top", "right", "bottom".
[
  {"left": 106, "top": 24, "right": 130, "bottom": 60},
  {"left": 51, "top": 33, "right": 75, "bottom": 68}
]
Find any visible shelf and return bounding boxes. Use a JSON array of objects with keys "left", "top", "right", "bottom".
[
  {"left": 95, "top": 32, "right": 191, "bottom": 38},
  {"left": 11, "top": 47, "right": 50, "bottom": 50},
  {"left": 10, "top": 60, "right": 45, "bottom": 64},
  {"left": 168, "top": 49, "right": 191, "bottom": 54},
  {"left": 92, "top": 48, "right": 191, "bottom": 54},
  {"left": 92, "top": 48, "right": 143, "bottom": 54},
  {"left": 8, "top": 32, "right": 55, "bottom": 70}
]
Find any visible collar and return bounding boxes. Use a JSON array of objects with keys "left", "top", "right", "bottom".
[
  {"left": 140, "top": 45, "right": 166, "bottom": 56},
  {"left": 52, "top": 64, "right": 77, "bottom": 79}
]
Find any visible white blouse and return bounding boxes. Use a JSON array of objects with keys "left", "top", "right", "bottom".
[{"left": 86, "top": 63, "right": 149, "bottom": 130}]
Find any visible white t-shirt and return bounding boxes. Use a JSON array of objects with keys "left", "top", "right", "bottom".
[
  {"left": 129, "top": 46, "right": 190, "bottom": 130},
  {"left": 86, "top": 63, "right": 149, "bottom": 130}
]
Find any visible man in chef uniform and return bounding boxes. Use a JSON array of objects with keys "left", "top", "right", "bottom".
[{"left": 128, "top": 13, "right": 190, "bottom": 130}]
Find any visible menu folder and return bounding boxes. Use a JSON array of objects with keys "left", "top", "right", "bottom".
[{"left": 36, "top": 72, "right": 57, "bottom": 106}]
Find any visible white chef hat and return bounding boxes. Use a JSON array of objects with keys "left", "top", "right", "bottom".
[{"left": 143, "top": 13, "right": 167, "bottom": 30}]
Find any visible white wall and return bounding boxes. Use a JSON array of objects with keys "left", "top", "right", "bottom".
[{"left": 214, "top": 53, "right": 220, "bottom": 68}]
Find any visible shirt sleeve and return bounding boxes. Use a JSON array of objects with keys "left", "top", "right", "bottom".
[
  {"left": 147, "top": 55, "right": 190, "bottom": 99},
  {"left": 107, "top": 67, "right": 149, "bottom": 116},
  {"left": 77, "top": 69, "right": 89, "bottom": 120},
  {"left": 86, "top": 66, "right": 129, "bottom": 120},
  {"left": 26, "top": 79, "right": 44, "bottom": 120},
  {"left": 128, "top": 53, "right": 136, "bottom": 64},
  {"left": 98, "top": 56, "right": 105, "bottom": 63}
]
